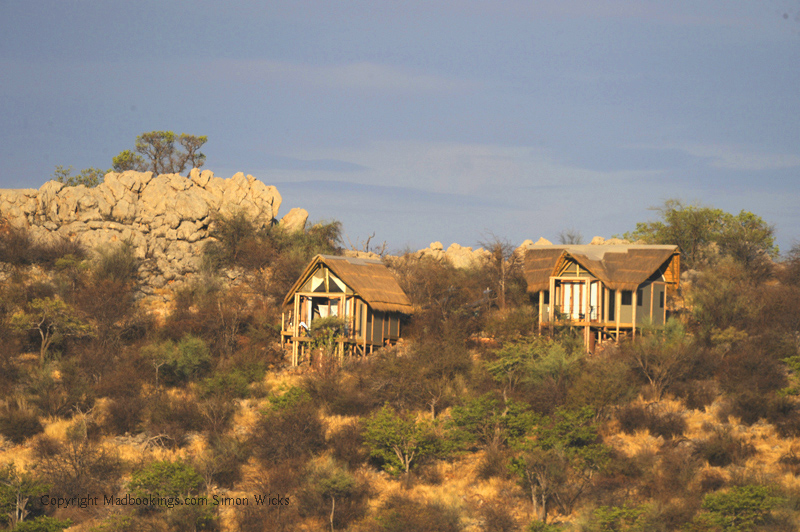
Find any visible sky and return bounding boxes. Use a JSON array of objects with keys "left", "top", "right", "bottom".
[{"left": 2, "top": 1, "right": 799, "bottom": 254}]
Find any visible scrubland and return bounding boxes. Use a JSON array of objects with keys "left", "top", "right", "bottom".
[{"left": 1, "top": 212, "right": 799, "bottom": 532}]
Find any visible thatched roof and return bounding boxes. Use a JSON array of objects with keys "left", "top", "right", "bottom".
[
  {"left": 283, "top": 255, "right": 413, "bottom": 314},
  {"left": 523, "top": 245, "right": 680, "bottom": 292}
]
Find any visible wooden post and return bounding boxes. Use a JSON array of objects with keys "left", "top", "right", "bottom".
[
  {"left": 615, "top": 290, "right": 621, "bottom": 343},
  {"left": 632, "top": 288, "right": 638, "bottom": 339},
  {"left": 649, "top": 284, "right": 654, "bottom": 322},
  {"left": 339, "top": 295, "right": 345, "bottom": 362},
  {"left": 548, "top": 277, "right": 556, "bottom": 322},
  {"left": 538, "top": 291, "right": 544, "bottom": 333},
  {"left": 362, "top": 303, "right": 368, "bottom": 358},
  {"left": 583, "top": 278, "right": 590, "bottom": 352},
  {"left": 292, "top": 295, "right": 300, "bottom": 366}
]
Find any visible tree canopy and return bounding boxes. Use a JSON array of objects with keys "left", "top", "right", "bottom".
[
  {"left": 623, "top": 199, "right": 777, "bottom": 270},
  {"left": 112, "top": 131, "right": 207, "bottom": 175}
]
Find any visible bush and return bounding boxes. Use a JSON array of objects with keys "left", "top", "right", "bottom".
[
  {"left": 674, "top": 379, "right": 718, "bottom": 411},
  {"left": 32, "top": 428, "right": 122, "bottom": 498},
  {"left": 93, "top": 241, "right": 139, "bottom": 284},
  {"left": 193, "top": 435, "right": 247, "bottom": 489},
  {"left": 200, "top": 369, "right": 251, "bottom": 400},
  {"left": 202, "top": 210, "right": 271, "bottom": 271},
  {"left": 635, "top": 446, "right": 700, "bottom": 504},
  {"left": 105, "top": 394, "right": 145, "bottom": 435},
  {"left": 74, "top": 277, "right": 136, "bottom": 347},
  {"left": 371, "top": 494, "right": 462, "bottom": 532},
  {"left": 236, "top": 463, "right": 303, "bottom": 532},
  {"left": 250, "top": 390, "right": 325, "bottom": 464},
  {"left": 694, "top": 428, "right": 756, "bottom": 467},
  {"left": 0, "top": 407, "right": 43, "bottom": 444},
  {"left": 483, "top": 307, "right": 539, "bottom": 340},
  {"left": 616, "top": 404, "right": 687, "bottom": 439},
  {"left": 145, "top": 393, "right": 206, "bottom": 447},
  {"left": 327, "top": 420, "right": 368, "bottom": 470},
  {"left": 202, "top": 211, "right": 341, "bottom": 275},
  {"left": 477, "top": 447, "right": 512, "bottom": 480},
  {"left": 478, "top": 500, "right": 518, "bottom": 532},
  {"left": 0, "top": 222, "right": 86, "bottom": 268}
]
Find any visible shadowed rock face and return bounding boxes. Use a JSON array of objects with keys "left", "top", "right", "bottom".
[{"left": 0, "top": 169, "right": 282, "bottom": 291}]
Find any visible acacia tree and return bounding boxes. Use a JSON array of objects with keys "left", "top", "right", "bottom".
[
  {"left": 363, "top": 404, "right": 441, "bottom": 479},
  {"left": 11, "top": 298, "right": 90, "bottom": 364},
  {"left": 623, "top": 199, "right": 777, "bottom": 270},
  {"left": 510, "top": 407, "right": 609, "bottom": 524},
  {"left": 301, "top": 457, "right": 361, "bottom": 532},
  {"left": 112, "top": 131, "right": 207, "bottom": 175}
]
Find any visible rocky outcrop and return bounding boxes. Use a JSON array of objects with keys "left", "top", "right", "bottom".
[
  {"left": 0, "top": 170, "right": 282, "bottom": 292},
  {"left": 413, "top": 242, "right": 491, "bottom": 268}
]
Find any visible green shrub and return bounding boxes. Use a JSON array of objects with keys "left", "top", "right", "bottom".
[
  {"left": 13, "top": 516, "right": 72, "bottom": 532},
  {"left": 142, "top": 335, "right": 211, "bottom": 385},
  {"left": 692, "top": 485, "right": 782, "bottom": 531},
  {"left": 129, "top": 460, "right": 203, "bottom": 501},
  {"left": 588, "top": 504, "right": 647, "bottom": 532},
  {"left": 200, "top": 369, "right": 251, "bottom": 400}
]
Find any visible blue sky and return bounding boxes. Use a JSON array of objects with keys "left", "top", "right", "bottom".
[{"left": 2, "top": 1, "right": 799, "bottom": 253}]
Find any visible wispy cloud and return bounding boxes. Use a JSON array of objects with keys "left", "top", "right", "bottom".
[
  {"left": 636, "top": 142, "right": 800, "bottom": 171},
  {"left": 262, "top": 141, "right": 663, "bottom": 195},
  {"left": 205, "top": 59, "right": 475, "bottom": 94}
]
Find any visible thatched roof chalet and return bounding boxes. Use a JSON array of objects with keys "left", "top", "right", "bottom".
[
  {"left": 523, "top": 245, "right": 680, "bottom": 292},
  {"left": 283, "top": 254, "right": 413, "bottom": 314}
]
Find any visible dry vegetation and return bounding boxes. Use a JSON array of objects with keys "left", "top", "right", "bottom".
[{"left": 0, "top": 208, "right": 799, "bottom": 532}]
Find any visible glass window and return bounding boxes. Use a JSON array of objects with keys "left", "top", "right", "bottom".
[{"left": 621, "top": 291, "right": 632, "bottom": 305}]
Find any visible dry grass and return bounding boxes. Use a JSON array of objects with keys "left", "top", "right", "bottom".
[{"left": 606, "top": 394, "right": 800, "bottom": 497}]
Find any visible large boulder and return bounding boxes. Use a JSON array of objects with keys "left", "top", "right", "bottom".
[{"left": 280, "top": 208, "right": 308, "bottom": 233}]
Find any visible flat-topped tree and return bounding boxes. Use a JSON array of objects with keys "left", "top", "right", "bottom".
[{"left": 112, "top": 131, "right": 207, "bottom": 175}]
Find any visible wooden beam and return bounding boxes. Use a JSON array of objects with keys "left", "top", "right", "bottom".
[
  {"left": 548, "top": 277, "right": 556, "bottom": 322},
  {"left": 632, "top": 289, "right": 638, "bottom": 339}
]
